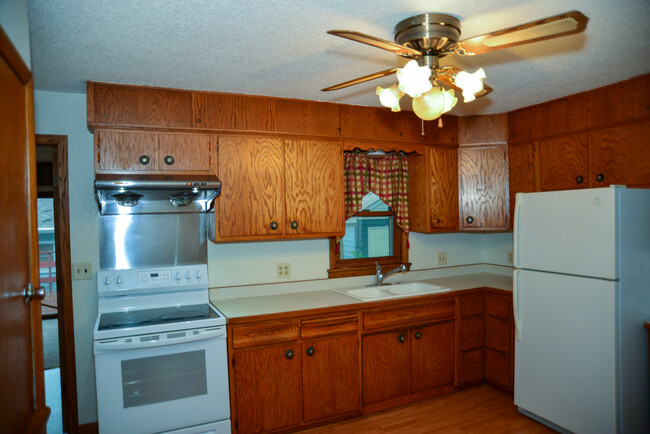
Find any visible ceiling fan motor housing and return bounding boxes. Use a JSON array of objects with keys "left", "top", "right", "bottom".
[{"left": 394, "top": 13, "right": 461, "bottom": 57}]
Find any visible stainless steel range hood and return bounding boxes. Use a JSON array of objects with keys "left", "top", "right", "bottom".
[{"left": 95, "top": 175, "right": 221, "bottom": 215}]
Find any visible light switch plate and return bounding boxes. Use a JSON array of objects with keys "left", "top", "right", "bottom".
[{"left": 72, "top": 262, "right": 92, "bottom": 280}]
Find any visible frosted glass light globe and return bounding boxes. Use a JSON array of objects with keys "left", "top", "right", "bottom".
[
  {"left": 412, "top": 86, "right": 458, "bottom": 121},
  {"left": 454, "top": 68, "right": 486, "bottom": 103},
  {"left": 396, "top": 60, "right": 432, "bottom": 98},
  {"left": 376, "top": 84, "right": 404, "bottom": 112}
]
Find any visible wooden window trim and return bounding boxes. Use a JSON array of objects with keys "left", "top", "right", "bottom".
[{"left": 328, "top": 210, "right": 410, "bottom": 278}]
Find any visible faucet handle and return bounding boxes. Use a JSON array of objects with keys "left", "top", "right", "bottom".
[{"left": 375, "top": 261, "right": 382, "bottom": 273}]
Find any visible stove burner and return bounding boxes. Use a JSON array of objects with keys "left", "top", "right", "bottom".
[
  {"left": 105, "top": 316, "right": 153, "bottom": 329},
  {"left": 159, "top": 310, "right": 205, "bottom": 322}
]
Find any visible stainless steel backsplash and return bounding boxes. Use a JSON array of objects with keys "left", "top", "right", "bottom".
[{"left": 99, "top": 213, "right": 210, "bottom": 270}]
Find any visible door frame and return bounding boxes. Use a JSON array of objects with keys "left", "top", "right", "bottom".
[{"left": 36, "top": 134, "right": 79, "bottom": 433}]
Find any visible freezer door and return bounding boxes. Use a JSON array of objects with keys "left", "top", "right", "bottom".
[
  {"left": 513, "top": 187, "right": 617, "bottom": 279},
  {"left": 513, "top": 270, "right": 617, "bottom": 433}
]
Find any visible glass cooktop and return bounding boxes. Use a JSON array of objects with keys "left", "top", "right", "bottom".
[{"left": 98, "top": 303, "right": 221, "bottom": 331}]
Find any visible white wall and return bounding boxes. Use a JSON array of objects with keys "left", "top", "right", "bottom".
[
  {"left": 0, "top": 0, "right": 31, "bottom": 68},
  {"left": 33, "top": 90, "right": 98, "bottom": 424}
]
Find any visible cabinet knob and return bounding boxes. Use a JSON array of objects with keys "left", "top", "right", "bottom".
[
  {"left": 306, "top": 346, "right": 315, "bottom": 356},
  {"left": 285, "top": 349, "right": 294, "bottom": 360},
  {"left": 435, "top": 218, "right": 441, "bottom": 224},
  {"left": 139, "top": 155, "right": 150, "bottom": 165},
  {"left": 466, "top": 216, "right": 474, "bottom": 224},
  {"left": 103, "top": 113, "right": 108, "bottom": 119},
  {"left": 575, "top": 175, "right": 584, "bottom": 184},
  {"left": 290, "top": 221, "right": 298, "bottom": 230},
  {"left": 270, "top": 221, "right": 278, "bottom": 230},
  {"left": 196, "top": 118, "right": 201, "bottom": 124},
  {"left": 398, "top": 334, "right": 406, "bottom": 343},
  {"left": 164, "top": 155, "right": 175, "bottom": 166},
  {"left": 414, "top": 331, "right": 422, "bottom": 340},
  {"left": 596, "top": 173, "right": 605, "bottom": 182}
]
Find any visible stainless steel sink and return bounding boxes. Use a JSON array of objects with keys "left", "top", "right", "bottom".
[{"left": 335, "top": 282, "right": 450, "bottom": 301}]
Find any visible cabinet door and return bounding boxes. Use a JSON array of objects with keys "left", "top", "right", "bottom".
[
  {"left": 96, "top": 130, "right": 158, "bottom": 172},
  {"left": 537, "top": 135, "right": 589, "bottom": 191},
  {"left": 410, "top": 320, "right": 454, "bottom": 393},
  {"left": 284, "top": 139, "right": 344, "bottom": 235},
  {"left": 362, "top": 329, "right": 410, "bottom": 404},
  {"left": 430, "top": 147, "right": 459, "bottom": 230},
  {"left": 234, "top": 346, "right": 302, "bottom": 434},
  {"left": 302, "top": 334, "right": 360, "bottom": 422},
  {"left": 459, "top": 146, "right": 509, "bottom": 230},
  {"left": 589, "top": 122, "right": 650, "bottom": 188},
  {"left": 508, "top": 142, "right": 536, "bottom": 230},
  {"left": 156, "top": 133, "right": 214, "bottom": 173},
  {"left": 217, "top": 136, "right": 284, "bottom": 238}
]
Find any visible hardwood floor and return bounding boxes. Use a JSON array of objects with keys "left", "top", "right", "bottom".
[{"left": 297, "top": 384, "right": 555, "bottom": 433}]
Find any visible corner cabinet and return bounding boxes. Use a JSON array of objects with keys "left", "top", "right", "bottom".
[
  {"left": 213, "top": 135, "right": 344, "bottom": 241},
  {"left": 458, "top": 145, "right": 509, "bottom": 231},
  {"left": 484, "top": 290, "right": 514, "bottom": 392}
]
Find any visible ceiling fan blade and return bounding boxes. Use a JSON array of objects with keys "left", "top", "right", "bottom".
[
  {"left": 328, "top": 30, "right": 422, "bottom": 57},
  {"left": 321, "top": 68, "right": 398, "bottom": 92},
  {"left": 436, "top": 67, "right": 493, "bottom": 98},
  {"left": 454, "top": 10, "right": 588, "bottom": 56}
]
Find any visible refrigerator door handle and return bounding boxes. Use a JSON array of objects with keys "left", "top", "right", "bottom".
[
  {"left": 513, "top": 193, "right": 523, "bottom": 268},
  {"left": 513, "top": 269, "right": 521, "bottom": 341}
]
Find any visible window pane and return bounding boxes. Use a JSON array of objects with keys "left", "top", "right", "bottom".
[{"left": 341, "top": 215, "right": 393, "bottom": 260}]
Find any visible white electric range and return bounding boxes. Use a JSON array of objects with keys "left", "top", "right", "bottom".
[{"left": 93, "top": 264, "right": 230, "bottom": 434}]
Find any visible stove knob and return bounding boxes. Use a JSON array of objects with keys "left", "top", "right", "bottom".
[
  {"left": 104, "top": 276, "right": 111, "bottom": 286},
  {"left": 186, "top": 271, "right": 192, "bottom": 280},
  {"left": 195, "top": 270, "right": 202, "bottom": 279},
  {"left": 116, "top": 275, "right": 123, "bottom": 285},
  {"left": 175, "top": 271, "right": 183, "bottom": 281}
]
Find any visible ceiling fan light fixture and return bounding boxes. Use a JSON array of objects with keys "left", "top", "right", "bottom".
[
  {"left": 454, "top": 68, "right": 486, "bottom": 103},
  {"left": 376, "top": 84, "right": 404, "bottom": 112},
  {"left": 412, "top": 86, "right": 457, "bottom": 121},
  {"left": 396, "top": 59, "right": 432, "bottom": 98}
]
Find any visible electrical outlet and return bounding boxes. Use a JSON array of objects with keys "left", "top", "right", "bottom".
[
  {"left": 436, "top": 252, "right": 447, "bottom": 266},
  {"left": 276, "top": 263, "right": 291, "bottom": 279},
  {"left": 72, "top": 262, "right": 92, "bottom": 280},
  {"left": 507, "top": 250, "right": 513, "bottom": 265}
]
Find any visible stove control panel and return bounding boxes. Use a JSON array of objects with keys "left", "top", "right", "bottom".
[{"left": 98, "top": 264, "right": 209, "bottom": 297}]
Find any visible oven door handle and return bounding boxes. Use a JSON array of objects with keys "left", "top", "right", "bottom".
[{"left": 94, "top": 327, "right": 226, "bottom": 352}]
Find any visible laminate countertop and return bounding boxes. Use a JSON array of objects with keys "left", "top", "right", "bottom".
[{"left": 211, "top": 272, "right": 512, "bottom": 320}]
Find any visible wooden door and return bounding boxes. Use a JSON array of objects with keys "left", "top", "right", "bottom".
[
  {"left": 233, "top": 346, "right": 302, "bottom": 433},
  {"left": 429, "top": 147, "right": 459, "bottom": 230},
  {"left": 96, "top": 129, "right": 158, "bottom": 172},
  {"left": 156, "top": 132, "right": 214, "bottom": 173},
  {"left": 0, "top": 27, "right": 49, "bottom": 432},
  {"left": 284, "top": 139, "right": 344, "bottom": 236},
  {"left": 537, "top": 135, "right": 589, "bottom": 191},
  {"left": 508, "top": 142, "right": 537, "bottom": 230},
  {"left": 302, "top": 334, "right": 360, "bottom": 422},
  {"left": 217, "top": 136, "right": 284, "bottom": 238},
  {"left": 459, "top": 146, "right": 509, "bottom": 230},
  {"left": 362, "top": 329, "right": 410, "bottom": 404},
  {"left": 410, "top": 320, "right": 455, "bottom": 393},
  {"left": 589, "top": 122, "right": 650, "bottom": 188}
]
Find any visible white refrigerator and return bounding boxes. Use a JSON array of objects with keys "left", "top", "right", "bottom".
[{"left": 513, "top": 186, "right": 650, "bottom": 434}]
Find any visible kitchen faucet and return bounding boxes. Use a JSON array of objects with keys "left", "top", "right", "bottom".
[{"left": 373, "top": 261, "right": 407, "bottom": 286}]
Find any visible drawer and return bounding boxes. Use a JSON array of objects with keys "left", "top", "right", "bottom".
[
  {"left": 232, "top": 320, "right": 299, "bottom": 349},
  {"left": 459, "top": 293, "right": 484, "bottom": 317},
  {"left": 363, "top": 298, "right": 455, "bottom": 331},
  {"left": 485, "top": 293, "right": 512, "bottom": 319},
  {"left": 460, "top": 316, "right": 484, "bottom": 351},
  {"left": 301, "top": 314, "right": 358, "bottom": 339}
]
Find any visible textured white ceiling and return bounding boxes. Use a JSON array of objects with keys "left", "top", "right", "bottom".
[{"left": 27, "top": 0, "right": 650, "bottom": 115}]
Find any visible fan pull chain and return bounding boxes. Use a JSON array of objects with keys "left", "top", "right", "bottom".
[
  {"left": 438, "top": 117, "right": 444, "bottom": 128},
  {"left": 421, "top": 119, "right": 425, "bottom": 136}
]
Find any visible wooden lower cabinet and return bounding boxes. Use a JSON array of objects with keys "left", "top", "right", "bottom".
[
  {"left": 410, "top": 320, "right": 455, "bottom": 393},
  {"left": 302, "top": 334, "right": 360, "bottom": 422},
  {"left": 484, "top": 291, "right": 514, "bottom": 392},
  {"left": 233, "top": 345, "right": 302, "bottom": 434},
  {"left": 457, "top": 292, "right": 485, "bottom": 387},
  {"left": 362, "top": 329, "right": 411, "bottom": 404}
]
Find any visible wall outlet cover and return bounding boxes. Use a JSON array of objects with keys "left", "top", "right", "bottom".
[
  {"left": 507, "top": 250, "right": 513, "bottom": 265},
  {"left": 276, "top": 263, "right": 291, "bottom": 279},
  {"left": 72, "top": 262, "right": 92, "bottom": 280},
  {"left": 436, "top": 252, "right": 448, "bottom": 266}
]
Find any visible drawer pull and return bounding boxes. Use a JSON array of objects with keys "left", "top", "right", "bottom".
[
  {"left": 139, "top": 155, "right": 150, "bottom": 165},
  {"left": 306, "top": 346, "right": 315, "bottom": 356}
]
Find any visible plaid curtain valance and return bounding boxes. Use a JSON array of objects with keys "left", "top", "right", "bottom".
[{"left": 343, "top": 149, "right": 409, "bottom": 233}]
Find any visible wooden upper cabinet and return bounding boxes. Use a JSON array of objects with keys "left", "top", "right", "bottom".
[
  {"left": 216, "top": 136, "right": 284, "bottom": 238},
  {"left": 191, "top": 92, "right": 275, "bottom": 131},
  {"left": 589, "top": 75, "right": 650, "bottom": 127},
  {"left": 459, "top": 115, "right": 508, "bottom": 145},
  {"left": 284, "top": 139, "right": 344, "bottom": 236},
  {"left": 459, "top": 146, "right": 509, "bottom": 231},
  {"left": 537, "top": 135, "right": 589, "bottom": 191},
  {"left": 588, "top": 121, "right": 650, "bottom": 188},
  {"left": 508, "top": 142, "right": 536, "bottom": 230},
  {"left": 508, "top": 106, "right": 539, "bottom": 143},
  {"left": 88, "top": 82, "right": 192, "bottom": 128},
  {"left": 408, "top": 147, "right": 458, "bottom": 232},
  {"left": 95, "top": 129, "right": 215, "bottom": 175},
  {"left": 340, "top": 105, "right": 402, "bottom": 141},
  {"left": 275, "top": 99, "right": 340, "bottom": 136}
]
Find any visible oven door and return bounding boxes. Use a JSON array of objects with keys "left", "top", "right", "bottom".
[{"left": 94, "top": 326, "right": 230, "bottom": 434}]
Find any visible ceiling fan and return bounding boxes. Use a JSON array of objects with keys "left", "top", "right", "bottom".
[{"left": 322, "top": 11, "right": 588, "bottom": 120}]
